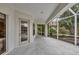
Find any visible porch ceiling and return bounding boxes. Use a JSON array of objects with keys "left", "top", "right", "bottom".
[
  {"left": 0, "top": 3, "right": 58, "bottom": 22},
  {"left": 12, "top": 3, "right": 59, "bottom": 22},
  {"left": 0, "top": 3, "right": 71, "bottom": 23}
]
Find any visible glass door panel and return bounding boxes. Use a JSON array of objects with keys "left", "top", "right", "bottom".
[
  {"left": 0, "top": 13, "right": 6, "bottom": 54},
  {"left": 77, "top": 15, "right": 79, "bottom": 45},
  {"left": 21, "top": 21, "right": 28, "bottom": 42},
  {"left": 37, "top": 24, "right": 45, "bottom": 36},
  {"left": 20, "top": 19, "right": 29, "bottom": 45}
]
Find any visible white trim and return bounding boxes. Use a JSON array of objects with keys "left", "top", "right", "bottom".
[{"left": 5, "top": 15, "right": 8, "bottom": 54}]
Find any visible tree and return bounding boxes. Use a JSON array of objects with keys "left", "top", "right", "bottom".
[{"left": 59, "top": 17, "right": 74, "bottom": 35}]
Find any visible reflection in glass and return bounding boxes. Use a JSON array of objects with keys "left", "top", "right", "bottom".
[{"left": 21, "top": 21, "right": 28, "bottom": 42}]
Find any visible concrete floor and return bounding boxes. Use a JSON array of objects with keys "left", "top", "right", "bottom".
[{"left": 7, "top": 36, "right": 79, "bottom": 55}]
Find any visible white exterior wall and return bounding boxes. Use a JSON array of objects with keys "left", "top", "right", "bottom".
[
  {"left": 14, "top": 11, "right": 34, "bottom": 47},
  {"left": 0, "top": 5, "right": 34, "bottom": 54},
  {"left": 0, "top": 6, "right": 15, "bottom": 52}
]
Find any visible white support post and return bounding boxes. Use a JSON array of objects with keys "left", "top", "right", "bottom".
[
  {"left": 45, "top": 24, "right": 48, "bottom": 37},
  {"left": 74, "top": 14, "right": 77, "bottom": 45},
  {"left": 35, "top": 23, "right": 37, "bottom": 36},
  {"left": 57, "top": 18, "right": 59, "bottom": 40},
  {"left": 69, "top": 8, "right": 77, "bottom": 45}
]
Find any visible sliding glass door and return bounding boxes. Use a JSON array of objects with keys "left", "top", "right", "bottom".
[
  {"left": 0, "top": 13, "right": 6, "bottom": 54},
  {"left": 77, "top": 15, "right": 79, "bottom": 45},
  {"left": 37, "top": 24, "right": 45, "bottom": 36}
]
